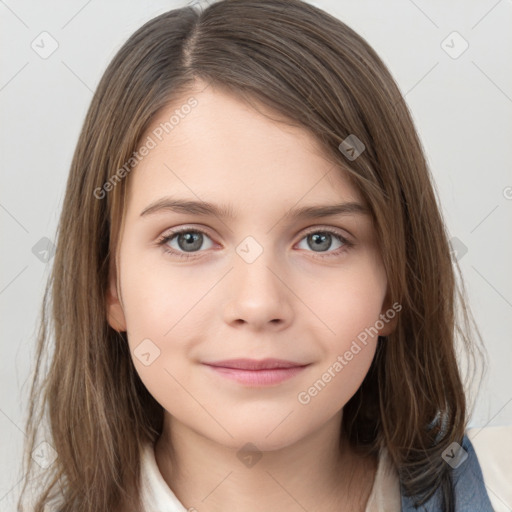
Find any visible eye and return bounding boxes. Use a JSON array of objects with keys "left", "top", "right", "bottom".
[
  {"left": 157, "top": 227, "right": 214, "bottom": 259},
  {"left": 295, "top": 228, "right": 353, "bottom": 258}
]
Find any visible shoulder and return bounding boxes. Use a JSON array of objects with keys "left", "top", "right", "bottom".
[{"left": 400, "top": 428, "right": 506, "bottom": 511}]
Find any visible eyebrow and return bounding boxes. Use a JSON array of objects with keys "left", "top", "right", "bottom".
[{"left": 139, "top": 196, "right": 371, "bottom": 220}]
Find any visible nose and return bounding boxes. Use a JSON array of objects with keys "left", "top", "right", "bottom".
[{"left": 222, "top": 247, "right": 294, "bottom": 331}]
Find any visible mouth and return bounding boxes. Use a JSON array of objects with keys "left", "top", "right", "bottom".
[
  {"left": 202, "top": 358, "right": 311, "bottom": 386},
  {"left": 203, "top": 358, "right": 308, "bottom": 370}
]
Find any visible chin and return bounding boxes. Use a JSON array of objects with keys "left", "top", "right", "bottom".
[{"left": 209, "top": 425, "right": 305, "bottom": 453}]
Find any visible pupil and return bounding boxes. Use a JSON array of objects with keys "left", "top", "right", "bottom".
[
  {"left": 179, "top": 232, "right": 202, "bottom": 252},
  {"left": 310, "top": 233, "right": 330, "bottom": 251}
]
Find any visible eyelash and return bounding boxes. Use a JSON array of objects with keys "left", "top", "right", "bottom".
[{"left": 156, "top": 226, "right": 354, "bottom": 261}]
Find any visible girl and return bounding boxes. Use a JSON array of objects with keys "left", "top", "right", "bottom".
[{"left": 18, "top": 0, "right": 498, "bottom": 511}]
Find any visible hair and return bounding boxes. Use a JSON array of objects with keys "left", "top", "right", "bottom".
[{"left": 18, "top": 1, "right": 487, "bottom": 511}]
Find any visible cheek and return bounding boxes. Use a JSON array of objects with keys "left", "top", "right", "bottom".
[
  {"left": 299, "top": 259, "right": 387, "bottom": 346},
  {"left": 295, "top": 275, "right": 383, "bottom": 415},
  {"left": 119, "top": 264, "right": 196, "bottom": 416},
  {"left": 118, "top": 249, "right": 209, "bottom": 389},
  {"left": 119, "top": 246, "right": 193, "bottom": 337}
]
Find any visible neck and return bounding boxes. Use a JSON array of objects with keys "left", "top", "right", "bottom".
[{"left": 154, "top": 412, "right": 377, "bottom": 512}]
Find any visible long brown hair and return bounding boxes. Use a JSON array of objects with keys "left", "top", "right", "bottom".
[{"left": 18, "top": 1, "right": 487, "bottom": 510}]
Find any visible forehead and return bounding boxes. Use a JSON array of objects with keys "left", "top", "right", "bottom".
[{"left": 126, "top": 84, "right": 364, "bottom": 217}]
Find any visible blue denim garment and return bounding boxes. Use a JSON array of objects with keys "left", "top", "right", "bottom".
[{"left": 400, "top": 434, "right": 495, "bottom": 511}]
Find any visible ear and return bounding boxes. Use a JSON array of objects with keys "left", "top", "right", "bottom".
[
  {"left": 106, "top": 260, "right": 127, "bottom": 333},
  {"left": 377, "top": 288, "right": 399, "bottom": 337}
]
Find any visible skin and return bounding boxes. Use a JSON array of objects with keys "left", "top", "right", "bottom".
[{"left": 107, "top": 80, "right": 397, "bottom": 512}]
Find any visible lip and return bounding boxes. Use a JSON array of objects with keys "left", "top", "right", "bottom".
[
  {"left": 202, "top": 358, "right": 311, "bottom": 386},
  {"left": 203, "top": 358, "right": 307, "bottom": 370}
]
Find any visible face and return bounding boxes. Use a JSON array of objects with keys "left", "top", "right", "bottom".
[{"left": 107, "top": 82, "right": 397, "bottom": 451}]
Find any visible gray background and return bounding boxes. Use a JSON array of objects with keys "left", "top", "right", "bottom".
[{"left": 1, "top": 0, "right": 511, "bottom": 508}]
